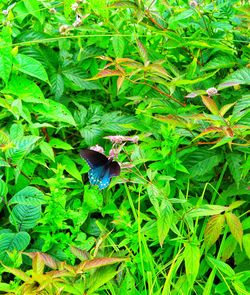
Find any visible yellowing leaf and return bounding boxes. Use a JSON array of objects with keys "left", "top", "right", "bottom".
[
  {"left": 225, "top": 212, "right": 243, "bottom": 249},
  {"left": 202, "top": 96, "right": 219, "bottom": 115},
  {"left": 204, "top": 214, "right": 225, "bottom": 251}
]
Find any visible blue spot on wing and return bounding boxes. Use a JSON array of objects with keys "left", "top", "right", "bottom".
[{"left": 88, "top": 166, "right": 111, "bottom": 190}]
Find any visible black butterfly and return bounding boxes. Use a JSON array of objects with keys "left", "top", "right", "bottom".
[{"left": 80, "top": 149, "right": 120, "bottom": 190}]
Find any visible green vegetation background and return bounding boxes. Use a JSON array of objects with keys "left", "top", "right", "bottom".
[{"left": 0, "top": 0, "right": 249, "bottom": 294}]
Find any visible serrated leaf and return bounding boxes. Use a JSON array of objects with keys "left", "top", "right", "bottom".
[
  {"left": 218, "top": 67, "right": 250, "bottom": 89},
  {"left": 225, "top": 212, "right": 243, "bottom": 249},
  {"left": 157, "top": 199, "right": 173, "bottom": 246},
  {"left": 6, "top": 136, "right": 40, "bottom": 160},
  {"left": 79, "top": 257, "right": 127, "bottom": 271},
  {"left": 9, "top": 186, "right": 46, "bottom": 206},
  {"left": 201, "top": 54, "right": 236, "bottom": 71},
  {"left": 33, "top": 100, "right": 76, "bottom": 126},
  {"left": 2, "top": 75, "right": 45, "bottom": 103},
  {"left": 0, "top": 232, "right": 30, "bottom": 264},
  {"left": 50, "top": 72, "right": 64, "bottom": 99},
  {"left": 226, "top": 153, "right": 242, "bottom": 188},
  {"left": 186, "top": 149, "right": 224, "bottom": 179},
  {"left": 204, "top": 214, "right": 225, "bottom": 251},
  {"left": 39, "top": 141, "right": 55, "bottom": 162},
  {"left": 137, "top": 40, "right": 148, "bottom": 64},
  {"left": 9, "top": 204, "right": 41, "bottom": 230},
  {"left": 14, "top": 54, "right": 49, "bottom": 83},
  {"left": 24, "top": 252, "right": 57, "bottom": 269},
  {"left": 112, "top": 36, "right": 125, "bottom": 58},
  {"left": 184, "top": 242, "right": 200, "bottom": 284},
  {"left": 49, "top": 138, "right": 73, "bottom": 150}
]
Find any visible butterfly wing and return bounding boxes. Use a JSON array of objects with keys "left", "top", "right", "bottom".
[
  {"left": 80, "top": 149, "right": 108, "bottom": 168},
  {"left": 109, "top": 161, "right": 121, "bottom": 177},
  {"left": 80, "top": 149, "right": 120, "bottom": 190}
]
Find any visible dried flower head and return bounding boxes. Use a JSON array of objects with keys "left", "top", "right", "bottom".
[
  {"left": 189, "top": 0, "right": 198, "bottom": 7},
  {"left": 71, "top": 3, "right": 79, "bottom": 11},
  {"left": 90, "top": 145, "right": 104, "bottom": 154},
  {"left": 59, "top": 24, "right": 71, "bottom": 35},
  {"left": 206, "top": 87, "right": 218, "bottom": 96},
  {"left": 104, "top": 135, "right": 139, "bottom": 144},
  {"left": 49, "top": 8, "right": 57, "bottom": 14}
]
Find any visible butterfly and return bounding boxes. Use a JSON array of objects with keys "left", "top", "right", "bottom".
[{"left": 80, "top": 149, "right": 120, "bottom": 190}]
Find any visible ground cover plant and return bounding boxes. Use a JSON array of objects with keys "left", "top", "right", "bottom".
[{"left": 0, "top": 0, "right": 249, "bottom": 294}]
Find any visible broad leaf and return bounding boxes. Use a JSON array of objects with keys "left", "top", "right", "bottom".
[
  {"left": 225, "top": 212, "right": 243, "bottom": 249},
  {"left": 204, "top": 214, "right": 225, "bottom": 251}
]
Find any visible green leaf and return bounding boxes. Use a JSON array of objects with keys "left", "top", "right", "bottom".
[
  {"left": 157, "top": 199, "right": 173, "bottom": 246},
  {"left": 0, "top": 27, "right": 12, "bottom": 84},
  {"left": 184, "top": 242, "right": 200, "bottom": 284},
  {"left": 218, "top": 67, "right": 250, "bottom": 89},
  {"left": 33, "top": 99, "right": 76, "bottom": 126},
  {"left": 2, "top": 75, "right": 45, "bottom": 103},
  {"left": 204, "top": 214, "right": 225, "bottom": 251},
  {"left": 9, "top": 204, "right": 41, "bottom": 230},
  {"left": 225, "top": 212, "right": 243, "bottom": 249},
  {"left": 49, "top": 138, "right": 73, "bottom": 150},
  {"left": 9, "top": 186, "right": 46, "bottom": 206},
  {"left": 201, "top": 54, "right": 236, "bottom": 71},
  {"left": 6, "top": 136, "right": 40, "bottom": 161},
  {"left": 188, "top": 205, "right": 227, "bottom": 218},
  {"left": 23, "top": 0, "right": 41, "bottom": 20},
  {"left": 39, "top": 141, "right": 55, "bottom": 162},
  {"left": 14, "top": 54, "right": 49, "bottom": 83},
  {"left": 84, "top": 186, "right": 103, "bottom": 210},
  {"left": 206, "top": 255, "right": 235, "bottom": 277},
  {"left": 60, "top": 156, "right": 82, "bottom": 182},
  {"left": 243, "top": 234, "right": 250, "bottom": 259},
  {"left": 0, "top": 232, "right": 30, "bottom": 263},
  {"left": 221, "top": 235, "right": 237, "bottom": 262},
  {"left": 112, "top": 36, "right": 125, "bottom": 58},
  {"left": 226, "top": 153, "right": 242, "bottom": 188},
  {"left": 0, "top": 179, "right": 8, "bottom": 197},
  {"left": 50, "top": 72, "right": 64, "bottom": 99},
  {"left": 185, "top": 149, "right": 224, "bottom": 179}
]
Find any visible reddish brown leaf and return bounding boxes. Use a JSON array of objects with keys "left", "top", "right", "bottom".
[
  {"left": 224, "top": 127, "right": 234, "bottom": 137},
  {"left": 136, "top": 39, "right": 148, "bottom": 63},
  {"left": 225, "top": 212, "right": 243, "bottom": 249},
  {"left": 76, "top": 257, "right": 127, "bottom": 273},
  {"left": 70, "top": 246, "right": 90, "bottom": 261},
  {"left": 117, "top": 75, "right": 125, "bottom": 92},
  {"left": 90, "top": 69, "right": 121, "bottom": 80},
  {"left": 204, "top": 214, "right": 225, "bottom": 251},
  {"left": 23, "top": 252, "right": 57, "bottom": 269}
]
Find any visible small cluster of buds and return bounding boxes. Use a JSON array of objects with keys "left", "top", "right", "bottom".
[
  {"left": 104, "top": 135, "right": 139, "bottom": 144},
  {"left": 206, "top": 87, "right": 218, "bottom": 96}
]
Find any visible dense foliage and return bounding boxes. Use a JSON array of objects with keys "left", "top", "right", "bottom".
[{"left": 0, "top": 0, "right": 249, "bottom": 294}]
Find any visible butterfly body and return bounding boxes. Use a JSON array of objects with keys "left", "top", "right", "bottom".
[{"left": 80, "top": 149, "right": 120, "bottom": 189}]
